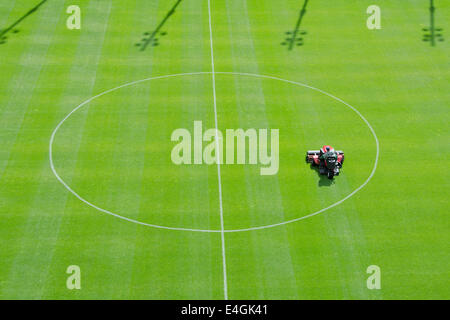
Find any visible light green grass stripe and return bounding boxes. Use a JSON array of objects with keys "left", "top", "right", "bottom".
[
  {"left": 1, "top": 0, "right": 113, "bottom": 299},
  {"left": 59, "top": 0, "right": 160, "bottom": 299},
  {"left": 0, "top": 0, "right": 16, "bottom": 29},
  {"left": 0, "top": 0, "right": 68, "bottom": 299},
  {"left": 96, "top": 0, "right": 158, "bottom": 299},
  {"left": 40, "top": 0, "right": 118, "bottom": 299},
  {"left": 130, "top": 0, "right": 221, "bottom": 299},
  {"left": 0, "top": 1, "right": 59, "bottom": 178},
  {"left": 218, "top": 0, "right": 299, "bottom": 298}
]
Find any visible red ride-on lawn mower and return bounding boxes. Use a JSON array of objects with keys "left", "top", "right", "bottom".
[{"left": 306, "top": 145, "right": 345, "bottom": 179}]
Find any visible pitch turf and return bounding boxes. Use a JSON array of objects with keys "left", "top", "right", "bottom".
[{"left": 0, "top": 0, "right": 448, "bottom": 299}]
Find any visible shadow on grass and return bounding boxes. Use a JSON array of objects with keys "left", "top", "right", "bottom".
[
  {"left": 422, "top": 0, "right": 444, "bottom": 46},
  {"left": 308, "top": 164, "right": 335, "bottom": 187},
  {"left": 0, "top": 0, "right": 47, "bottom": 45},
  {"left": 281, "top": 0, "right": 309, "bottom": 50},
  {"left": 135, "top": 0, "right": 183, "bottom": 51}
]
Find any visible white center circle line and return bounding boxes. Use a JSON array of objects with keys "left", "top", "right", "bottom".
[{"left": 49, "top": 71, "right": 379, "bottom": 233}]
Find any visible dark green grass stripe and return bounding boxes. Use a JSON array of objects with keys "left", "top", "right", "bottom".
[
  {"left": 88, "top": 0, "right": 156, "bottom": 299},
  {"left": 217, "top": 1, "right": 300, "bottom": 297},
  {"left": 0, "top": 0, "right": 68, "bottom": 298},
  {"left": 0, "top": 1, "right": 59, "bottom": 178},
  {"left": 0, "top": 0, "right": 115, "bottom": 300},
  {"left": 38, "top": 0, "right": 116, "bottom": 299},
  {"left": 0, "top": 0, "right": 114, "bottom": 299},
  {"left": 0, "top": 10, "right": 86, "bottom": 297},
  {"left": 127, "top": 1, "right": 222, "bottom": 298}
]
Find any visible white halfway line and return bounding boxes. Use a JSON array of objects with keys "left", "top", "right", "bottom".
[{"left": 208, "top": 0, "right": 228, "bottom": 300}]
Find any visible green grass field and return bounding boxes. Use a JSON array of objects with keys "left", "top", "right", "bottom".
[{"left": 0, "top": 0, "right": 448, "bottom": 299}]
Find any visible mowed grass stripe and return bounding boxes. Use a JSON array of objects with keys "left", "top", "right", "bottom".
[
  {"left": 89, "top": 0, "right": 162, "bottom": 299},
  {"left": 0, "top": 0, "right": 67, "bottom": 298},
  {"left": 136, "top": 4, "right": 213, "bottom": 228},
  {"left": 0, "top": 0, "right": 58, "bottom": 177},
  {"left": 215, "top": 0, "right": 299, "bottom": 298},
  {"left": 2, "top": 0, "right": 118, "bottom": 296},
  {"left": 224, "top": 1, "right": 294, "bottom": 299},
  {"left": 45, "top": 0, "right": 222, "bottom": 299},
  {"left": 216, "top": 0, "right": 374, "bottom": 298},
  {"left": 130, "top": 1, "right": 222, "bottom": 299},
  {"left": 221, "top": 0, "right": 288, "bottom": 227},
  {"left": 54, "top": 0, "right": 145, "bottom": 300},
  {"left": 0, "top": 0, "right": 90, "bottom": 298},
  {"left": 270, "top": 0, "right": 372, "bottom": 298},
  {"left": 0, "top": 0, "right": 31, "bottom": 95},
  {"left": 39, "top": 0, "right": 116, "bottom": 299},
  {"left": 288, "top": 76, "right": 371, "bottom": 299},
  {"left": 129, "top": 1, "right": 223, "bottom": 299},
  {"left": 261, "top": 76, "right": 374, "bottom": 299},
  {"left": 338, "top": 0, "right": 448, "bottom": 299},
  {"left": 217, "top": 2, "right": 290, "bottom": 228},
  {"left": 0, "top": 0, "right": 17, "bottom": 35},
  {"left": 255, "top": 1, "right": 312, "bottom": 299},
  {"left": 41, "top": 3, "right": 146, "bottom": 298}
]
